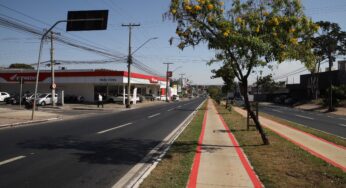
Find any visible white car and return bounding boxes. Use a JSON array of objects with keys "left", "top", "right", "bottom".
[
  {"left": 108, "top": 94, "right": 140, "bottom": 103},
  {"left": 0, "top": 92, "right": 10, "bottom": 102},
  {"left": 36, "top": 93, "right": 58, "bottom": 106}
]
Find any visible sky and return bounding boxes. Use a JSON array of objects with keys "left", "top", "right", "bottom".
[{"left": 0, "top": 0, "right": 345, "bottom": 85}]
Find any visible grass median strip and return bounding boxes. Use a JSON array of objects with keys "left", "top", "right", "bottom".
[
  {"left": 259, "top": 112, "right": 346, "bottom": 147},
  {"left": 216, "top": 103, "right": 346, "bottom": 187},
  {"left": 140, "top": 102, "right": 207, "bottom": 188}
]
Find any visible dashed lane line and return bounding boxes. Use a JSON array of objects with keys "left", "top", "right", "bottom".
[
  {"left": 0, "top": 155, "right": 26, "bottom": 166},
  {"left": 295, "top": 115, "right": 314, "bottom": 120},
  {"left": 272, "top": 109, "right": 283, "bottom": 113},
  {"left": 97, "top": 123, "right": 133, "bottom": 134},
  {"left": 148, "top": 113, "right": 161, "bottom": 119},
  {"left": 339, "top": 124, "right": 346, "bottom": 127},
  {"left": 167, "top": 108, "right": 175, "bottom": 112}
]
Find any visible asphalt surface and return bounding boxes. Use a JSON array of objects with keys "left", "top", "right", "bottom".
[
  {"left": 260, "top": 104, "right": 346, "bottom": 138},
  {"left": 0, "top": 97, "right": 205, "bottom": 188}
]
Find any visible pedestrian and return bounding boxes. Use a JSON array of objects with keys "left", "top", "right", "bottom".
[{"left": 97, "top": 93, "right": 103, "bottom": 108}]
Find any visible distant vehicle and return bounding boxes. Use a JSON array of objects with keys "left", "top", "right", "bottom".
[
  {"left": 0, "top": 92, "right": 10, "bottom": 102},
  {"left": 144, "top": 94, "right": 157, "bottom": 101},
  {"left": 64, "top": 95, "right": 85, "bottom": 103},
  {"left": 24, "top": 93, "right": 41, "bottom": 101},
  {"left": 6, "top": 94, "right": 22, "bottom": 105},
  {"left": 172, "top": 95, "right": 180, "bottom": 101},
  {"left": 108, "top": 94, "right": 140, "bottom": 103},
  {"left": 36, "top": 93, "right": 58, "bottom": 106}
]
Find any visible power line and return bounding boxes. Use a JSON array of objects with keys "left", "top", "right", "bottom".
[{"left": 0, "top": 14, "right": 163, "bottom": 76}]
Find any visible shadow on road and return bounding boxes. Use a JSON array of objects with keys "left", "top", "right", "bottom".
[{"left": 18, "top": 136, "right": 161, "bottom": 165}]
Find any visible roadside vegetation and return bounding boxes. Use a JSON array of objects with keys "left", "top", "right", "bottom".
[
  {"left": 215, "top": 102, "right": 346, "bottom": 187},
  {"left": 260, "top": 112, "right": 346, "bottom": 147},
  {"left": 140, "top": 101, "right": 207, "bottom": 188}
]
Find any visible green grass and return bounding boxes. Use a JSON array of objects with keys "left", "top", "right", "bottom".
[
  {"left": 215, "top": 102, "right": 346, "bottom": 188},
  {"left": 140, "top": 102, "right": 207, "bottom": 188},
  {"left": 259, "top": 112, "right": 346, "bottom": 147}
]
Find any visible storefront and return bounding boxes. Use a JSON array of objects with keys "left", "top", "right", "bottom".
[{"left": 0, "top": 69, "right": 167, "bottom": 103}]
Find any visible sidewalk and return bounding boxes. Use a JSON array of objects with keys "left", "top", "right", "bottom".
[
  {"left": 0, "top": 107, "right": 60, "bottom": 128},
  {"left": 188, "top": 100, "right": 262, "bottom": 188},
  {"left": 233, "top": 107, "right": 346, "bottom": 172}
]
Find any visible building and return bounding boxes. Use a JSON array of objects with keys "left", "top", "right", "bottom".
[
  {"left": 0, "top": 69, "right": 168, "bottom": 103},
  {"left": 287, "top": 61, "right": 346, "bottom": 100}
]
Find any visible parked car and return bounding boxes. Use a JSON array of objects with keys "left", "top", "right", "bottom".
[
  {"left": 36, "top": 93, "right": 58, "bottom": 106},
  {"left": 172, "top": 95, "right": 180, "bottom": 101},
  {"left": 0, "top": 92, "right": 10, "bottom": 102},
  {"left": 143, "top": 94, "right": 158, "bottom": 101},
  {"left": 64, "top": 95, "right": 85, "bottom": 103},
  {"left": 108, "top": 94, "right": 140, "bottom": 103},
  {"left": 4, "top": 93, "right": 15, "bottom": 104},
  {"left": 6, "top": 94, "right": 23, "bottom": 105}
]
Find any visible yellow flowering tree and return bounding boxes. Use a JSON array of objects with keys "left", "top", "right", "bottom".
[{"left": 167, "top": 0, "right": 318, "bottom": 144}]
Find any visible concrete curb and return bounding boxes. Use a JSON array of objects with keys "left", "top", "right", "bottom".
[
  {"left": 0, "top": 117, "right": 62, "bottom": 129},
  {"left": 113, "top": 99, "right": 206, "bottom": 188}
]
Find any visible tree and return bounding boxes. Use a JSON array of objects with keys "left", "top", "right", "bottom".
[
  {"left": 8, "top": 63, "right": 34, "bottom": 69},
  {"left": 211, "top": 62, "right": 236, "bottom": 108},
  {"left": 311, "top": 21, "right": 346, "bottom": 110},
  {"left": 207, "top": 85, "right": 221, "bottom": 99},
  {"left": 167, "top": 0, "right": 317, "bottom": 144},
  {"left": 211, "top": 62, "right": 235, "bottom": 94},
  {"left": 255, "top": 74, "right": 284, "bottom": 93}
]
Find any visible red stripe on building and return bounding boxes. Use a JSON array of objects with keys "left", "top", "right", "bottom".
[{"left": 0, "top": 70, "right": 166, "bottom": 82}]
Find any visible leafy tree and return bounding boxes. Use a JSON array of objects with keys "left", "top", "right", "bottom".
[
  {"left": 255, "top": 74, "right": 285, "bottom": 94},
  {"left": 211, "top": 62, "right": 236, "bottom": 108},
  {"left": 211, "top": 62, "right": 235, "bottom": 93},
  {"left": 207, "top": 85, "right": 221, "bottom": 99},
  {"left": 311, "top": 21, "right": 346, "bottom": 111},
  {"left": 8, "top": 63, "right": 34, "bottom": 69},
  {"left": 167, "top": 0, "right": 317, "bottom": 144}
]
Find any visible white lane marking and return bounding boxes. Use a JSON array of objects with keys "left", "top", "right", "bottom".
[
  {"left": 295, "top": 115, "right": 314, "bottom": 120},
  {"left": 167, "top": 108, "right": 175, "bottom": 112},
  {"left": 339, "top": 124, "right": 346, "bottom": 127},
  {"left": 97, "top": 123, "right": 132, "bottom": 134},
  {"left": 272, "top": 109, "right": 283, "bottom": 113},
  {"left": 177, "top": 105, "right": 182, "bottom": 108},
  {"left": 0, "top": 155, "right": 26, "bottom": 166},
  {"left": 339, "top": 118, "right": 346, "bottom": 121},
  {"left": 148, "top": 113, "right": 160, "bottom": 119}
]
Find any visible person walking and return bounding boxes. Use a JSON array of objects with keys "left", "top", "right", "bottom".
[{"left": 97, "top": 93, "right": 103, "bottom": 108}]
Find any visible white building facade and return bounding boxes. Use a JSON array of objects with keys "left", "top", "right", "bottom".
[{"left": 0, "top": 69, "right": 168, "bottom": 103}]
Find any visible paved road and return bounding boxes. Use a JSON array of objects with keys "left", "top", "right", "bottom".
[
  {"left": 0, "top": 97, "right": 205, "bottom": 188},
  {"left": 259, "top": 104, "right": 346, "bottom": 138}
]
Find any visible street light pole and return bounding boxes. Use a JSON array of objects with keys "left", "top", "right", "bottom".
[
  {"left": 122, "top": 23, "right": 140, "bottom": 108},
  {"left": 32, "top": 20, "right": 67, "bottom": 120},
  {"left": 163, "top": 63, "right": 173, "bottom": 102}
]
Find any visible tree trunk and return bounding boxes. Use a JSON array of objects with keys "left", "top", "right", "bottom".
[{"left": 242, "top": 79, "right": 270, "bottom": 145}]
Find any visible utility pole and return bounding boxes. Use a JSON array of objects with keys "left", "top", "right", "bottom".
[
  {"left": 122, "top": 23, "right": 140, "bottom": 108},
  {"left": 163, "top": 63, "right": 173, "bottom": 102},
  {"left": 179, "top": 73, "right": 185, "bottom": 95},
  {"left": 49, "top": 31, "right": 60, "bottom": 107}
]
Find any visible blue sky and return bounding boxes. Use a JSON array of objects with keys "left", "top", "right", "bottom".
[{"left": 0, "top": 0, "right": 345, "bottom": 85}]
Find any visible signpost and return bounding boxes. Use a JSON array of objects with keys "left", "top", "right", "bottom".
[
  {"left": 31, "top": 10, "right": 108, "bottom": 120},
  {"left": 66, "top": 10, "right": 108, "bottom": 31}
]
